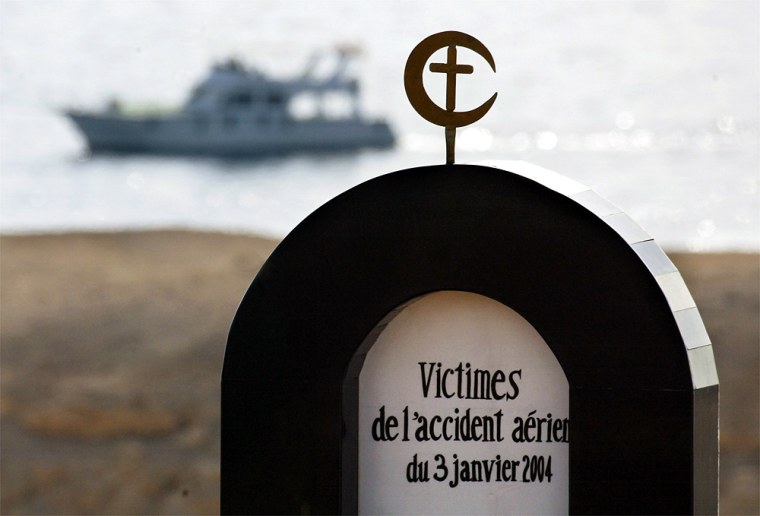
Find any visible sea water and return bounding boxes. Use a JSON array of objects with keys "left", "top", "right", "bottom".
[{"left": 1, "top": 0, "right": 757, "bottom": 251}]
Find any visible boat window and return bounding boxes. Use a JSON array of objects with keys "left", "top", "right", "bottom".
[
  {"left": 267, "top": 93, "right": 283, "bottom": 105},
  {"left": 289, "top": 93, "right": 319, "bottom": 120},
  {"left": 226, "top": 92, "right": 253, "bottom": 106},
  {"left": 322, "top": 92, "right": 353, "bottom": 119}
]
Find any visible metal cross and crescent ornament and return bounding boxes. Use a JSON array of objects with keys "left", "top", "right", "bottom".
[{"left": 404, "top": 31, "right": 497, "bottom": 164}]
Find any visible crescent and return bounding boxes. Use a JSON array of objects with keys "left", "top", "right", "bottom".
[{"left": 404, "top": 31, "right": 497, "bottom": 127}]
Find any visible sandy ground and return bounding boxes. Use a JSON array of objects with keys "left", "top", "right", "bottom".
[{"left": 1, "top": 231, "right": 757, "bottom": 514}]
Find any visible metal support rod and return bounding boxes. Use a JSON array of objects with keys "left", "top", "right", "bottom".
[{"left": 445, "top": 126, "right": 455, "bottom": 164}]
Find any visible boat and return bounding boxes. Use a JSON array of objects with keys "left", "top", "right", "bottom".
[{"left": 65, "top": 49, "right": 394, "bottom": 157}]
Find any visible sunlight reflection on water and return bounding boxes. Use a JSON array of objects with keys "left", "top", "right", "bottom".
[{"left": 1, "top": 0, "right": 757, "bottom": 251}]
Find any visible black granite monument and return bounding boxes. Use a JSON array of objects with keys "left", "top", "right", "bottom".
[{"left": 222, "top": 32, "right": 719, "bottom": 515}]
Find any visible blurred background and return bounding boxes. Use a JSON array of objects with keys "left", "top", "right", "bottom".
[
  {"left": 1, "top": 0, "right": 757, "bottom": 249},
  {"left": 1, "top": 0, "right": 758, "bottom": 514}
]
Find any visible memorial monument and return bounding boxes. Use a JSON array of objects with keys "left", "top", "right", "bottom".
[{"left": 222, "top": 31, "right": 719, "bottom": 514}]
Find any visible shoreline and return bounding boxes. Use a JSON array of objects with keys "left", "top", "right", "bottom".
[
  {"left": 2, "top": 227, "right": 759, "bottom": 255},
  {"left": 1, "top": 230, "right": 757, "bottom": 514}
]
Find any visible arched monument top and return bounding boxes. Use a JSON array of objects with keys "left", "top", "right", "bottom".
[{"left": 225, "top": 162, "right": 716, "bottom": 391}]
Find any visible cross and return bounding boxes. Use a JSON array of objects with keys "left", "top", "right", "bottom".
[
  {"left": 405, "top": 32, "right": 496, "bottom": 165},
  {"left": 429, "top": 45, "right": 473, "bottom": 112}
]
